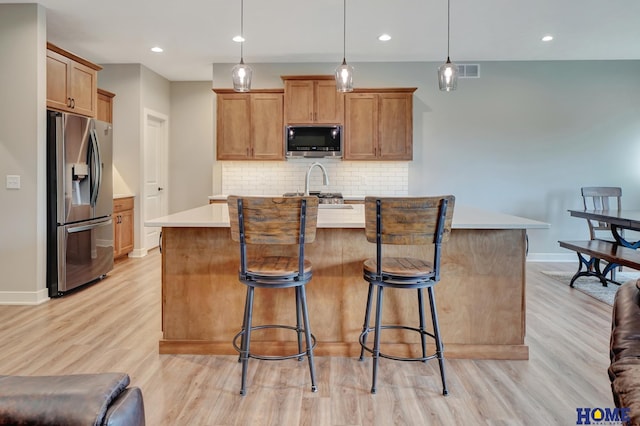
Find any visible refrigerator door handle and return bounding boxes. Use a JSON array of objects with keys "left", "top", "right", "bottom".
[
  {"left": 67, "top": 217, "right": 112, "bottom": 234},
  {"left": 89, "top": 128, "right": 102, "bottom": 207}
]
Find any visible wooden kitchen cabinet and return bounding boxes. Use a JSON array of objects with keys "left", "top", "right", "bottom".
[
  {"left": 97, "top": 88, "right": 115, "bottom": 123},
  {"left": 214, "top": 89, "right": 284, "bottom": 160},
  {"left": 113, "top": 197, "right": 134, "bottom": 259},
  {"left": 282, "top": 75, "right": 344, "bottom": 125},
  {"left": 47, "top": 42, "right": 101, "bottom": 118},
  {"left": 344, "top": 89, "right": 416, "bottom": 160}
]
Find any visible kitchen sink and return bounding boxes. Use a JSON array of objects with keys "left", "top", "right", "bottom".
[
  {"left": 283, "top": 191, "right": 346, "bottom": 205},
  {"left": 318, "top": 204, "right": 353, "bottom": 209}
]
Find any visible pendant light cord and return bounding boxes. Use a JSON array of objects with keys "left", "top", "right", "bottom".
[
  {"left": 446, "top": 0, "right": 451, "bottom": 61},
  {"left": 342, "top": 0, "right": 347, "bottom": 62},
  {"left": 240, "top": 0, "right": 245, "bottom": 62}
]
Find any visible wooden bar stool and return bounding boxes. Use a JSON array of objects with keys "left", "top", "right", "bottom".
[
  {"left": 358, "top": 196, "right": 455, "bottom": 395},
  {"left": 227, "top": 195, "right": 319, "bottom": 396}
]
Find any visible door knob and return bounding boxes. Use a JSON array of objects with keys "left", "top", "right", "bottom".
[{"left": 158, "top": 187, "right": 164, "bottom": 191}]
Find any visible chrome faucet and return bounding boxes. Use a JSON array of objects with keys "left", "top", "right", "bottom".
[{"left": 304, "top": 162, "right": 329, "bottom": 196}]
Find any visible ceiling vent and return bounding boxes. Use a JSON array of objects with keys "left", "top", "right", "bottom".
[{"left": 456, "top": 64, "right": 480, "bottom": 78}]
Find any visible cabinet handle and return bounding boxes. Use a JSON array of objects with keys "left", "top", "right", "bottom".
[
  {"left": 67, "top": 97, "right": 72, "bottom": 107},
  {"left": 71, "top": 98, "right": 75, "bottom": 109},
  {"left": 309, "top": 112, "right": 313, "bottom": 120}
]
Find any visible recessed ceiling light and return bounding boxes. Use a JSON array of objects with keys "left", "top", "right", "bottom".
[
  {"left": 233, "top": 36, "right": 245, "bottom": 43},
  {"left": 150, "top": 46, "right": 164, "bottom": 53},
  {"left": 541, "top": 35, "right": 553, "bottom": 42},
  {"left": 378, "top": 34, "right": 391, "bottom": 41}
]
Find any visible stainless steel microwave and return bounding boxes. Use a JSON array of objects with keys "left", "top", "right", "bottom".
[{"left": 285, "top": 125, "right": 342, "bottom": 158}]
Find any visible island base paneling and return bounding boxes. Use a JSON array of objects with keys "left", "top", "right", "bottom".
[{"left": 160, "top": 227, "right": 528, "bottom": 360}]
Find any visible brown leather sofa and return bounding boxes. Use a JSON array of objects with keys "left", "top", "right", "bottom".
[
  {"left": 0, "top": 372, "right": 145, "bottom": 425},
  {"left": 610, "top": 280, "right": 640, "bottom": 425}
]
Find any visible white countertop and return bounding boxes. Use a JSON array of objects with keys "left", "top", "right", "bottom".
[
  {"left": 114, "top": 193, "right": 135, "bottom": 199},
  {"left": 208, "top": 194, "right": 365, "bottom": 202},
  {"left": 146, "top": 203, "right": 549, "bottom": 230}
]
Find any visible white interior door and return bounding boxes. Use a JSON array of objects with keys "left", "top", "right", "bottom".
[{"left": 143, "top": 109, "right": 168, "bottom": 251}]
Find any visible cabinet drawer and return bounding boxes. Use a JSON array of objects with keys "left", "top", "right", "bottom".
[{"left": 113, "top": 197, "right": 134, "bottom": 212}]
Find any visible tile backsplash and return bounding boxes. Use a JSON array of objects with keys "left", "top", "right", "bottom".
[{"left": 221, "top": 160, "right": 408, "bottom": 196}]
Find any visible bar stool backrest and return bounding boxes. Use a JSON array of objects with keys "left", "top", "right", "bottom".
[
  {"left": 364, "top": 196, "right": 455, "bottom": 245},
  {"left": 364, "top": 196, "right": 455, "bottom": 281},
  {"left": 228, "top": 196, "right": 319, "bottom": 245}
]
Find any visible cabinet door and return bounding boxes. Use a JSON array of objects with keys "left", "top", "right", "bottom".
[
  {"left": 113, "top": 213, "right": 122, "bottom": 257},
  {"left": 97, "top": 89, "right": 115, "bottom": 123},
  {"left": 69, "top": 61, "right": 98, "bottom": 117},
  {"left": 378, "top": 93, "right": 413, "bottom": 160},
  {"left": 118, "top": 209, "right": 134, "bottom": 255},
  {"left": 46, "top": 50, "right": 71, "bottom": 112},
  {"left": 47, "top": 47, "right": 98, "bottom": 117},
  {"left": 284, "top": 80, "right": 314, "bottom": 123},
  {"left": 314, "top": 80, "right": 344, "bottom": 124},
  {"left": 216, "top": 94, "right": 252, "bottom": 160},
  {"left": 344, "top": 93, "right": 378, "bottom": 160},
  {"left": 251, "top": 93, "right": 284, "bottom": 160}
]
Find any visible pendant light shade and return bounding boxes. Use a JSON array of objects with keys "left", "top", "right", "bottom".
[
  {"left": 232, "top": 59, "right": 252, "bottom": 92},
  {"left": 438, "top": 0, "right": 458, "bottom": 92},
  {"left": 335, "top": 0, "right": 354, "bottom": 92},
  {"left": 232, "top": 0, "right": 252, "bottom": 92},
  {"left": 438, "top": 58, "right": 457, "bottom": 91}
]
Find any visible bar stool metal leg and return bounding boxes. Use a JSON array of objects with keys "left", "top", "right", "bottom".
[
  {"left": 359, "top": 283, "right": 374, "bottom": 361},
  {"left": 428, "top": 286, "right": 448, "bottom": 396},
  {"left": 298, "top": 285, "right": 318, "bottom": 392},
  {"left": 240, "top": 286, "right": 255, "bottom": 396},
  {"left": 295, "top": 288, "right": 303, "bottom": 361},
  {"left": 417, "top": 288, "right": 427, "bottom": 361},
  {"left": 371, "top": 284, "right": 384, "bottom": 394},
  {"left": 238, "top": 286, "right": 250, "bottom": 363}
]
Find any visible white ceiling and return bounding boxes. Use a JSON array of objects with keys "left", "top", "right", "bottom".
[{"left": 5, "top": 0, "right": 640, "bottom": 81}]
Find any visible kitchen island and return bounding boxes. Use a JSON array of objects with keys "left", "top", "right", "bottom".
[{"left": 146, "top": 203, "right": 549, "bottom": 360}]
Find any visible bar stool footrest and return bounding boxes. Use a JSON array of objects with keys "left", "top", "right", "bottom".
[
  {"left": 359, "top": 325, "right": 439, "bottom": 362},
  {"left": 233, "top": 324, "right": 317, "bottom": 361}
]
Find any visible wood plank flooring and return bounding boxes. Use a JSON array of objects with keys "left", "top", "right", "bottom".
[{"left": 0, "top": 252, "right": 616, "bottom": 425}]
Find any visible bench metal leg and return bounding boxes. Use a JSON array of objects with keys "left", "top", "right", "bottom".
[{"left": 570, "top": 253, "right": 609, "bottom": 287}]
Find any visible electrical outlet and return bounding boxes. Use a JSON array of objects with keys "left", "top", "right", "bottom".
[{"left": 6, "top": 175, "right": 20, "bottom": 189}]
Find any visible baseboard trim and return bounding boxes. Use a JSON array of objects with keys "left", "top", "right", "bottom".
[
  {"left": 527, "top": 252, "right": 575, "bottom": 262},
  {"left": 0, "top": 289, "right": 49, "bottom": 305},
  {"left": 128, "top": 248, "right": 149, "bottom": 258}
]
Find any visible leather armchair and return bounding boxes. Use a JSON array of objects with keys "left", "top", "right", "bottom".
[
  {"left": 610, "top": 280, "right": 640, "bottom": 425},
  {"left": 0, "top": 372, "right": 145, "bottom": 425}
]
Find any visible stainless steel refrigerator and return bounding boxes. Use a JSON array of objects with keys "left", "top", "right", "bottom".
[{"left": 46, "top": 110, "right": 114, "bottom": 297}]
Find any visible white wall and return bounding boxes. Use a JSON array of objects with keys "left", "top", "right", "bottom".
[
  {"left": 0, "top": 4, "right": 48, "bottom": 304},
  {"left": 169, "top": 82, "right": 214, "bottom": 213}
]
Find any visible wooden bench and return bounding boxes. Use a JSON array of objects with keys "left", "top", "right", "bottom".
[{"left": 559, "top": 240, "right": 640, "bottom": 287}]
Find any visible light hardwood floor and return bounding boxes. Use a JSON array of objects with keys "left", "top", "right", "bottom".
[{"left": 0, "top": 251, "right": 615, "bottom": 425}]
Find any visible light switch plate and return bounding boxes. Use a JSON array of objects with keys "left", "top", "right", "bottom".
[{"left": 6, "top": 175, "right": 20, "bottom": 189}]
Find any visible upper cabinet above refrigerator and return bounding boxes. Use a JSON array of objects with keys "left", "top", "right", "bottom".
[{"left": 46, "top": 42, "right": 102, "bottom": 118}]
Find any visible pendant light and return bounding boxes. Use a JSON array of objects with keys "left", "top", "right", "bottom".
[
  {"left": 437, "top": 0, "right": 458, "bottom": 91},
  {"left": 232, "top": 0, "right": 252, "bottom": 92},
  {"left": 335, "top": 0, "right": 354, "bottom": 92}
]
